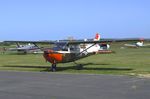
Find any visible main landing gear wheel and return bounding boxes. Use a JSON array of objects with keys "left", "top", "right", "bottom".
[
  {"left": 77, "top": 64, "right": 83, "bottom": 70},
  {"left": 51, "top": 64, "right": 56, "bottom": 72},
  {"left": 73, "top": 62, "right": 83, "bottom": 70}
]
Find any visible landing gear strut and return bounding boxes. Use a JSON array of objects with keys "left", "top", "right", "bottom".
[
  {"left": 77, "top": 64, "right": 83, "bottom": 70},
  {"left": 51, "top": 63, "right": 57, "bottom": 72},
  {"left": 73, "top": 61, "right": 83, "bottom": 70}
]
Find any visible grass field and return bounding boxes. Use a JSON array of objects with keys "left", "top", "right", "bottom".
[{"left": 0, "top": 42, "right": 150, "bottom": 76}]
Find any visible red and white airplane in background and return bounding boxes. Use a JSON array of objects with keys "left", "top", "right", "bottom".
[
  {"left": 79, "top": 33, "right": 110, "bottom": 53},
  {"left": 124, "top": 38, "right": 150, "bottom": 48}
]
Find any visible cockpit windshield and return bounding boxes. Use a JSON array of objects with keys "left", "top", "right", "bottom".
[{"left": 52, "top": 42, "right": 68, "bottom": 51}]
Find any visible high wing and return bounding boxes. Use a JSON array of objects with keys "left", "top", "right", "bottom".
[
  {"left": 4, "top": 40, "right": 55, "bottom": 44},
  {"left": 66, "top": 39, "right": 112, "bottom": 45},
  {"left": 4, "top": 40, "right": 112, "bottom": 53},
  {"left": 4, "top": 39, "right": 112, "bottom": 45}
]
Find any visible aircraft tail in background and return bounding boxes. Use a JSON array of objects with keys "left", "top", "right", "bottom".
[{"left": 94, "top": 33, "right": 100, "bottom": 41}]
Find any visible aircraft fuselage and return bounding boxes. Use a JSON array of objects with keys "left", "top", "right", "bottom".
[{"left": 43, "top": 50, "right": 95, "bottom": 64}]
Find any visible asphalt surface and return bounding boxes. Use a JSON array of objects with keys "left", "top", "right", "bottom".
[{"left": 0, "top": 71, "right": 150, "bottom": 99}]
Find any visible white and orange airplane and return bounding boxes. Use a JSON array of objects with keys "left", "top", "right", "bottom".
[{"left": 43, "top": 33, "right": 113, "bottom": 71}]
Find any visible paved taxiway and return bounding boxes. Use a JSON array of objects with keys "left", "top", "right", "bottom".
[{"left": 0, "top": 71, "right": 150, "bottom": 99}]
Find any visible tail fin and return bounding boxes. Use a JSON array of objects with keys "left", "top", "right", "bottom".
[
  {"left": 139, "top": 38, "right": 144, "bottom": 43},
  {"left": 94, "top": 33, "right": 100, "bottom": 41}
]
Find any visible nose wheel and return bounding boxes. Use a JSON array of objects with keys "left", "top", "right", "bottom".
[{"left": 51, "top": 63, "right": 57, "bottom": 72}]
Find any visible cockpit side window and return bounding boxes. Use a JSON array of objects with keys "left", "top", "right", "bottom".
[
  {"left": 62, "top": 46, "right": 68, "bottom": 51},
  {"left": 69, "top": 45, "right": 75, "bottom": 51}
]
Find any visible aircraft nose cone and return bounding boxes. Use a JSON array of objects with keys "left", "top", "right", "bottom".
[
  {"left": 43, "top": 49, "right": 63, "bottom": 64},
  {"left": 43, "top": 50, "right": 54, "bottom": 62}
]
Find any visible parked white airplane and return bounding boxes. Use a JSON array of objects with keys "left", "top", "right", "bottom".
[
  {"left": 79, "top": 33, "right": 110, "bottom": 54},
  {"left": 124, "top": 39, "right": 150, "bottom": 48},
  {"left": 7, "top": 42, "right": 43, "bottom": 54}
]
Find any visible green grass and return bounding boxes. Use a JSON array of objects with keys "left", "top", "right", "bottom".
[{"left": 0, "top": 43, "right": 150, "bottom": 76}]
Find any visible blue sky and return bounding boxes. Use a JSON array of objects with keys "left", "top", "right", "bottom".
[{"left": 0, "top": 0, "right": 150, "bottom": 40}]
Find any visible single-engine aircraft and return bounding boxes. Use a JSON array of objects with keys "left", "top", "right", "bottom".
[
  {"left": 43, "top": 33, "right": 113, "bottom": 71},
  {"left": 4, "top": 42, "right": 43, "bottom": 54},
  {"left": 124, "top": 39, "right": 150, "bottom": 48}
]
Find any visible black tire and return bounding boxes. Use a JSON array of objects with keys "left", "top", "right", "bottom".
[
  {"left": 77, "top": 64, "right": 83, "bottom": 70},
  {"left": 51, "top": 64, "right": 56, "bottom": 72}
]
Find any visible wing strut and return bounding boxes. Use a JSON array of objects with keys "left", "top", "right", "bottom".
[
  {"left": 73, "top": 43, "right": 97, "bottom": 69},
  {"left": 73, "top": 43, "right": 97, "bottom": 61},
  {"left": 78, "top": 43, "right": 97, "bottom": 56}
]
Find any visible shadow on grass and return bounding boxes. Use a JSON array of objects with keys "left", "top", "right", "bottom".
[
  {"left": 56, "top": 66, "right": 133, "bottom": 72},
  {"left": 57, "top": 63, "right": 133, "bottom": 71},
  {"left": 3, "top": 62, "right": 133, "bottom": 72},
  {"left": 3, "top": 65, "right": 50, "bottom": 69}
]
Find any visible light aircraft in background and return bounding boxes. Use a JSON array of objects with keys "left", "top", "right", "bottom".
[
  {"left": 6, "top": 42, "right": 43, "bottom": 54},
  {"left": 124, "top": 39, "right": 150, "bottom": 48}
]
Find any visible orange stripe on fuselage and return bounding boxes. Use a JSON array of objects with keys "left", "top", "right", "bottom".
[{"left": 44, "top": 53, "right": 63, "bottom": 64}]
